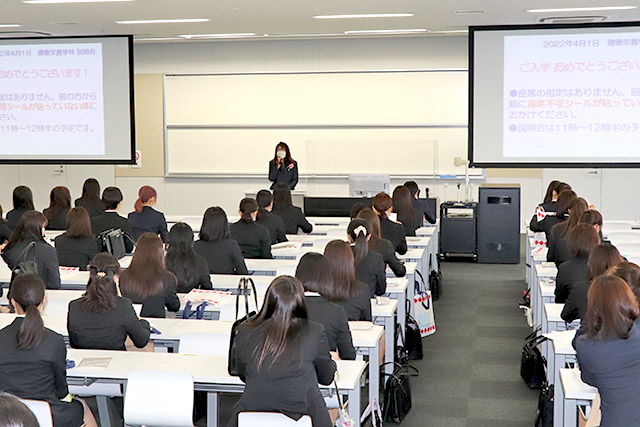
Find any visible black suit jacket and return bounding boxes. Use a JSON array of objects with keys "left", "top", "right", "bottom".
[
  {"left": 167, "top": 253, "right": 213, "bottom": 293},
  {"left": 398, "top": 213, "right": 420, "bottom": 237},
  {"left": 0, "top": 219, "right": 12, "bottom": 244},
  {"left": 229, "top": 320, "right": 336, "bottom": 427},
  {"left": 2, "top": 239, "right": 61, "bottom": 289},
  {"left": 54, "top": 235, "right": 99, "bottom": 270},
  {"left": 68, "top": 296, "right": 151, "bottom": 350},
  {"left": 6, "top": 208, "right": 30, "bottom": 230},
  {"left": 353, "top": 248, "right": 387, "bottom": 297},
  {"left": 547, "top": 223, "right": 569, "bottom": 266},
  {"left": 256, "top": 210, "right": 288, "bottom": 244},
  {"left": 43, "top": 207, "right": 70, "bottom": 231},
  {"left": 119, "top": 272, "right": 180, "bottom": 318},
  {"left": 128, "top": 206, "right": 169, "bottom": 242},
  {"left": 379, "top": 216, "right": 407, "bottom": 255},
  {"left": 555, "top": 256, "right": 588, "bottom": 303},
  {"left": 305, "top": 295, "right": 356, "bottom": 360},
  {"left": 272, "top": 205, "right": 313, "bottom": 235},
  {"left": 574, "top": 318, "right": 640, "bottom": 426},
  {"left": 336, "top": 281, "right": 372, "bottom": 321},
  {"left": 529, "top": 201, "right": 557, "bottom": 232},
  {"left": 0, "top": 318, "right": 83, "bottom": 427},
  {"left": 413, "top": 198, "right": 435, "bottom": 224},
  {"left": 229, "top": 221, "right": 273, "bottom": 259},
  {"left": 193, "top": 239, "right": 249, "bottom": 275},
  {"left": 74, "top": 197, "right": 106, "bottom": 217},
  {"left": 561, "top": 279, "right": 589, "bottom": 323},
  {"left": 269, "top": 160, "right": 299, "bottom": 190},
  {"left": 91, "top": 211, "right": 134, "bottom": 252},
  {"left": 370, "top": 238, "right": 406, "bottom": 277}
]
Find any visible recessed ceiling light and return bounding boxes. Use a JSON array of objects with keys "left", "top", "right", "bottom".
[
  {"left": 23, "top": 0, "right": 133, "bottom": 3},
  {"left": 117, "top": 19, "right": 209, "bottom": 24},
  {"left": 314, "top": 13, "right": 414, "bottom": 19},
  {"left": 179, "top": 33, "right": 259, "bottom": 39},
  {"left": 453, "top": 10, "right": 485, "bottom": 15},
  {"left": 135, "top": 37, "right": 183, "bottom": 41},
  {"left": 527, "top": 6, "right": 637, "bottom": 13},
  {"left": 268, "top": 33, "right": 343, "bottom": 38},
  {"left": 0, "top": 24, "right": 22, "bottom": 28},
  {"left": 344, "top": 28, "right": 427, "bottom": 35},
  {"left": 429, "top": 29, "right": 469, "bottom": 34}
]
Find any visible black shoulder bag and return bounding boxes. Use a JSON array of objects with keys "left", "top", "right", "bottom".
[
  {"left": 382, "top": 361, "right": 419, "bottom": 424},
  {"left": 520, "top": 326, "right": 547, "bottom": 389},
  {"left": 228, "top": 277, "right": 258, "bottom": 376},
  {"left": 427, "top": 254, "right": 442, "bottom": 301},
  {"left": 405, "top": 299, "right": 423, "bottom": 360},
  {"left": 13, "top": 241, "right": 38, "bottom": 277}
]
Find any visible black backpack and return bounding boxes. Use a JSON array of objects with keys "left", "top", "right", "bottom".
[{"left": 428, "top": 255, "right": 442, "bottom": 301}]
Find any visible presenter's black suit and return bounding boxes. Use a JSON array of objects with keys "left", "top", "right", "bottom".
[
  {"left": 379, "top": 216, "right": 407, "bottom": 255},
  {"left": 268, "top": 160, "right": 299, "bottom": 190},
  {"left": 2, "top": 239, "right": 61, "bottom": 289},
  {"left": 75, "top": 197, "right": 106, "bottom": 218},
  {"left": 119, "top": 272, "right": 180, "bottom": 318},
  {"left": 272, "top": 205, "right": 313, "bottom": 235},
  {"left": 67, "top": 296, "right": 151, "bottom": 350},
  {"left": 128, "top": 206, "right": 169, "bottom": 242},
  {"left": 229, "top": 221, "right": 273, "bottom": 259},
  {"left": 256, "top": 210, "right": 288, "bottom": 244},
  {"left": 353, "top": 248, "right": 387, "bottom": 297},
  {"left": 193, "top": 239, "right": 249, "bottom": 275},
  {"left": 228, "top": 320, "right": 336, "bottom": 427},
  {"left": 555, "top": 256, "right": 588, "bottom": 303},
  {"left": 336, "top": 281, "right": 372, "bottom": 321},
  {"left": 370, "top": 238, "right": 406, "bottom": 277},
  {"left": 54, "top": 235, "right": 99, "bottom": 270},
  {"left": 305, "top": 294, "right": 356, "bottom": 360},
  {"left": 0, "top": 318, "right": 85, "bottom": 427}
]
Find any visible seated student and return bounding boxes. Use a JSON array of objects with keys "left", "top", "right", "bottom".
[
  {"left": 54, "top": 207, "right": 99, "bottom": 270},
  {"left": 349, "top": 202, "right": 368, "bottom": 220},
  {"left": 0, "top": 391, "right": 41, "bottom": 426},
  {"left": 0, "top": 206, "right": 12, "bottom": 247},
  {"left": 255, "top": 189, "right": 288, "bottom": 244},
  {"left": 295, "top": 252, "right": 356, "bottom": 360},
  {"left": 529, "top": 181, "right": 571, "bottom": 232},
  {"left": 373, "top": 192, "right": 407, "bottom": 255},
  {"left": 538, "top": 189, "right": 576, "bottom": 243},
  {"left": 555, "top": 224, "right": 600, "bottom": 303},
  {"left": 609, "top": 262, "right": 640, "bottom": 302},
  {"left": 324, "top": 240, "right": 372, "bottom": 321},
  {"left": 392, "top": 186, "right": 420, "bottom": 237},
  {"left": 228, "top": 276, "right": 336, "bottom": 427},
  {"left": 127, "top": 185, "right": 168, "bottom": 242},
  {"left": 348, "top": 219, "right": 386, "bottom": 297},
  {"left": 547, "top": 197, "right": 589, "bottom": 266},
  {"left": 357, "top": 208, "right": 406, "bottom": 277},
  {"left": 0, "top": 274, "right": 97, "bottom": 427},
  {"left": 43, "top": 186, "right": 72, "bottom": 230},
  {"left": 91, "top": 186, "right": 134, "bottom": 253},
  {"left": 165, "top": 222, "right": 212, "bottom": 293},
  {"left": 562, "top": 244, "right": 623, "bottom": 323},
  {"left": 574, "top": 275, "right": 640, "bottom": 427},
  {"left": 2, "top": 211, "right": 60, "bottom": 290},
  {"left": 404, "top": 180, "right": 436, "bottom": 224},
  {"left": 67, "top": 253, "right": 151, "bottom": 350},
  {"left": 271, "top": 183, "right": 313, "bottom": 235},
  {"left": 579, "top": 209, "right": 604, "bottom": 240},
  {"left": 74, "top": 178, "right": 105, "bottom": 218},
  {"left": 230, "top": 198, "right": 273, "bottom": 259},
  {"left": 119, "top": 233, "right": 180, "bottom": 318},
  {"left": 194, "top": 207, "right": 248, "bottom": 275},
  {"left": 6, "top": 186, "right": 35, "bottom": 231}
]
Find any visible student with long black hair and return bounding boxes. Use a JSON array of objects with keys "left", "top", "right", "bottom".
[
  {"left": 529, "top": 181, "right": 571, "bottom": 232},
  {"left": 2, "top": 211, "right": 60, "bottom": 290},
  {"left": 0, "top": 392, "right": 40, "bottom": 426},
  {"left": 547, "top": 197, "right": 589, "bottom": 266},
  {"left": 228, "top": 276, "right": 336, "bottom": 427},
  {"left": 6, "top": 186, "right": 35, "bottom": 230},
  {"left": 0, "top": 274, "right": 97, "bottom": 427},
  {"left": 404, "top": 180, "right": 436, "bottom": 225},
  {"left": 268, "top": 142, "right": 299, "bottom": 190},
  {"left": 271, "top": 184, "right": 312, "bottom": 235},
  {"left": 165, "top": 222, "right": 212, "bottom": 293},
  {"left": 324, "top": 240, "right": 372, "bottom": 321},
  {"left": 555, "top": 224, "right": 600, "bottom": 303},
  {"left": 373, "top": 192, "right": 407, "bottom": 255},
  {"left": 67, "top": 253, "right": 151, "bottom": 350},
  {"left": 357, "top": 208, "right": 405, "bottom": 277},
  {"left": 43, "top": 186, "right": 72, "bottom": 230},
  {"left": 54, "top": 207, "right": 99, "bottom": 270},
  {"left": 255, "top": 189, "right": 287, "bottom": 244},
  {"left": 194, "top": 207, "right": 248, "bottom": 275},
  {"left": 295, "top": 252, "right": 356, "bottom": 360},
  {"left": 74, "top": 178, "right": 105, "bottom": 218},
  {"left": 392, "top": 185, "right": 420, "bottom": 236},
  {"left": 538, "top": 189, "right": 577, "bottom": 242},
  {"left": 230, "top": 198, "right": 272, "bottom": 259},
  {"left": 347, "top": 219, "right": 386, "bottom": 297}
]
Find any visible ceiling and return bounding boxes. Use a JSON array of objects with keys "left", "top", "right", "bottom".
[{"left": 3, "top": 0, "right": 640, "bottom": 42}]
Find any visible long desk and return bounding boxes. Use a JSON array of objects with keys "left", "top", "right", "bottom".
[{"left": 559, "top": 368, "right": 597, "bottom": 427}]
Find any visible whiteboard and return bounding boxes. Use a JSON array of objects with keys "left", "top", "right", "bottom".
[{"left": 163, "top": 71, "right": 478, "bottom": 176}]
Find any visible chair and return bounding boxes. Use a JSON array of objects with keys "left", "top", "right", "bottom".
[
  {"left": 238, "top": 412, "right": 312, "bottom": 427},
  {"left": 124, "top": 371, "right": 194, "bottom": 427},
  {"left": 20, "top": 398, "right": 53, "bottom": 427},
  {"left": 179, "top": 332, "right": 228, "bottom": 355}
]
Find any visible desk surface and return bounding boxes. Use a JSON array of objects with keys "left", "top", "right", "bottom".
[
  {"left": 545, "top": 303, "right": 565, "bottom": 322},
  {"left": 560, "top": 368, "right": 597, "bottom": 400},
  {"left": 536, "top": 263, "right": 557, "bottom": 278}
]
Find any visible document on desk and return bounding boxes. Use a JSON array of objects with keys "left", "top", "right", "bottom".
[
  {"left": 77, "top": 358, "right": 112, "bottom": 369},
  {"left": 183, "top": 289, "right": 232, "bottom": 304},
  {"left": 543, "top": 330, "right": 576, "bottom": 347}
]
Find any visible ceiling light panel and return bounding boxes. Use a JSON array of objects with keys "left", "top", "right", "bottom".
[
  {"left": 117, "top": 19, "right": 209, "bottom": 24},
  {"left": 344, "top": 29, "right": 427, "bottom": 35},
  {"left": 313, "top": 13, "right": 414, "bottom": 19},
  {"left": 527, "top": 6, "right": 637, "bottom": 13}
]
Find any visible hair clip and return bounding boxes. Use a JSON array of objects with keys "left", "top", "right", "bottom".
[
  {"left": 96, "top": 272, "right": 107, "bottom": 278},
  {"left": 353, "top": 225, "right": 368, "bottom": 236}
]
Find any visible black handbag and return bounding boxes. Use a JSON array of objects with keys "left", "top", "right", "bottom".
[
  {"left": 227, "top": 278, "right": 258, "bottom": 376},
  {"left": 13, "top": 241, "right": 37, "bottom": 277},
  {"left": 394, "top": 322, "right": 409, "bottom": 368},
  {"left": 535, "top": 381, "right": 554, "bottom": 427},
  {"left": 382, "top": 362, "right": 418, "bottom": 424},
  {"left": 405, "top": 300, "right": 423, "bottom": 360},
  {"left": 521, "top": 327, "right": 547, "bottom": 389},
  {"left": 427, "top": 255, "right": 442, "bottom": 301}
]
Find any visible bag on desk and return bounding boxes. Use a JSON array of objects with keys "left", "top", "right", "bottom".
[
  {"left": 535, "top": 381, "right": 553, "bottom": 427},
  {"left": 228, "top": 278, "right": 258, "bottom": 377},
  {"left": 414, "top": 273, "right": 436, "bottom": 337},
  {"left": 521, "top": 327, "right": 547, "bottom": 389}
]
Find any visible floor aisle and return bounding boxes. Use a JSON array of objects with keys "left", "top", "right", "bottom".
[{"left": 399, "top": 245, "right": 539, "bottom": 427}]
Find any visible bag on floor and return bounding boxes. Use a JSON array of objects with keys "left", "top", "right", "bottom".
[
  {"left": 521, "top": 327, "right": 547, "bottom": 389},
  {"left": 414, "top": 273, "right": 436, "bottom": 337},
  {"left": 405, "top": 300, "right": 423, "bottom": 360},
  {"left": 382, "top": 362, "right": 417, "bottom": 424},
  {"left": 535, "top": 381, "right": 554, "bottom": 427},
  {"left": 427, "top": 255, "right": 442, "bottom": 301},
  {"left": 228, "top": 278, "right": 258, "bottom": 376}
]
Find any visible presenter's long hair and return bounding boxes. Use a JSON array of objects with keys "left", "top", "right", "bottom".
[
  {"left": 81, "top": 178, "right": 101, "bottom": 203},
  {"left": 249, "top": 275, "right": 307, "bottom": 370},
  {"left": 12, "top": 186, "right": 35, "bottom": 211},
  {"left": 272, "top": 141, "right": 294, "bottom": 165}
]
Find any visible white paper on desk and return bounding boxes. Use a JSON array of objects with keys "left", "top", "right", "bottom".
[
  {"left": 77, "top": 358, "right": 112, "bottom": 369},
  {"left": 349, "top": 322, "right": 373, "bottom": 331},
  {"left": 183, "top": 289, "right": 231, "bottom": 304},
  {"left": 543, "top": 330, "right": 577, "bottom": 347},
  {"left": 541, "top": 262, "right": 556, "bottom": 268},
  {"left": 272, "top": 241, "right": 301, "bottom": 250}
]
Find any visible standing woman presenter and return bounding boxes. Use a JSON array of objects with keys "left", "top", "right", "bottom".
[{"left": 268, "top": 142, "right": 298, "bottom": 190}]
